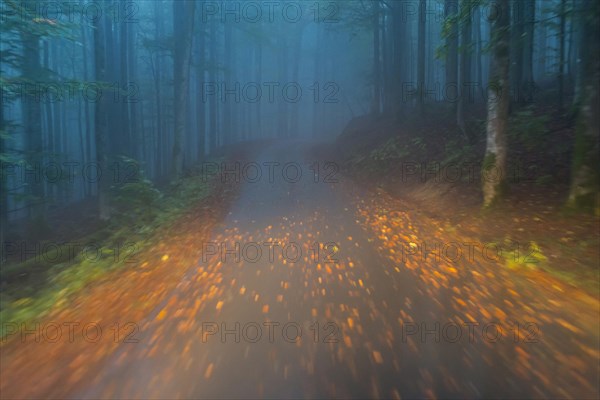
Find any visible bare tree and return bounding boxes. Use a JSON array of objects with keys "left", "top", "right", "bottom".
[{"left": 482, "top": 0, "right": 510, "bottom": 207}]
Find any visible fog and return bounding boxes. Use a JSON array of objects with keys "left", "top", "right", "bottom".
[{"left": 1, "top": 1, "right": 599, "bottom": 399}]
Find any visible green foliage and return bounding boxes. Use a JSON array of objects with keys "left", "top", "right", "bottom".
[
  {"left": 111, "top": 178, "right": 163, "bottom": 223},
  {"left": 509, "top": 106, "right": 549, "bottom": 151},
  {"left": 369, "top": 135, "right": 428, "bottom": 163},
  {"left": 0, "top": 165, "right": 219, "bottom": 339},
  {"left": 443, "top": 138, "right": 476, "bottom": 166},
  {"left": 503, "top": 241, "right": 548, "bottom": 270},
  {"left": 109, "top": 157, "right": 162, "bottom": 223},
  {"left": 410, "top": 136, "right": 427, "bottom": 152},
  {"left": 370, "top": 137, "right": 409, "bottom": 162}
]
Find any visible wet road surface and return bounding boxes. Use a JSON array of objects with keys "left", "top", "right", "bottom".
[{"left": 2, "top": 142, "right": 599, "bottom": 399}]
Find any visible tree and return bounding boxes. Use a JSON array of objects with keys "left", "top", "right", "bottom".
[
  {"left": 195, "top": 22, "right": 206, "bottom": 160},
  {"left": 172, "top": 0, "right": 196, "bottom": 180},
  {"left": 457, "top": 0, "right": 472, "bottom": 136},
  {"left": 521, "top": 0, "right": 536, "bottom": 102},
  {"left": 417, "top": 0, "right": 426, "bottom": 116},
  {"left": 93, "top": 0, "right": 110, "bottom": 220},
  {"left": 482, "top": 0, "right": 510, "bottom": 207},
  {"left": 566, "top": 0, "right": 599, "bottom": 212},
  {"left": 557, "top": 0, "right": 567, "bottom": 111},
  {"left": 444, "top": 0, "right": 459, "bottom": 114},
  {"left": 371, "top": 0, "right": 381, "bottom": 116},
  {"left": 21, "top": 27, "right": 45, "bottom": 222}
]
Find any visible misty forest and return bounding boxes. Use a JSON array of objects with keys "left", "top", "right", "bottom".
[{"left": 0, "top": 0, "right": 599, "bottom": 399}]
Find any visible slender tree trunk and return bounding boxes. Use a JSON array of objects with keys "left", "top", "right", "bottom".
[
  {"left": 0, "top": 57, "right": 7, "bottom": 246},
  {"left": 172, "top": 0, "right": 196, "bottom": 180},
  {"left": 482, "top": 0, "right": 510, "bottom": 208},
  {"left": 571, "top": 0, "right": 584, "bottom": 110},
  {"left": 522, "top": 0, "right": 536, "bottom": 102},
  {"left": 475, "top": 5, "right": 483, "bottom": 96},
  {"left": 392, "top": 3, "right": 407, "bottom": 119},
  {"left": 128, "top": 15, "right": 138, "bottom": 161},
  {"left": 21, "top": 30, "right": 44, "bottom": 220},
  {"left": 80, "top": 3, "right": 92, "bottom": 195},
  {"left": 196, "top": 25, "right": 206, "bottom": 160},
  {"left": 567, "top": 1, "right": 599, "bottom": 212},
  {"left": 209, "top": 27, "right": 218, "bottom": 153},
  {"left": 71, "top": 41, "right": 89, "bottom": 198},
  {"left": 510, "top": 0, "right": 524, "bottom": 107},
  {"left": 256, "top": 42, "right": 262, "bottom": 136},
  {"left": 457, "top": 0, "right": 472, "bottom": 136},
  {"left": 120, "top": 11, "right": 130, "bottom": 156},
  {"left": 290, "top": 27, "right": 302, "bottom": 137},
  {"left": 93, "top": 0, "right": 110, "bottom": 220},
  {"left": 371, "top": 0, "right": 381, "bottom": 116},
  {"left": 312, "top": 26, "right": 321, "bottom": 138},
  {"left": 222, "top": 21, "right": 233, "bottom": 143},
  {"left": 537, "top": 0, "right": 547, "bottom": 81},
  {"left": 558, "top": 0, "right": 566, "bottom": 111},
  {"left": 276, "top": 33, "right": 288, "bottom": 137},
  {"left": 443, "top": 0, "right": 459, "bottom": 113},
  {"left": 417, "top": 0, "right": 426, "bottom": 116}
]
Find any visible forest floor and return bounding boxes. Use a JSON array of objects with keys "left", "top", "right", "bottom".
[
  {"left": 0, "top": 138, "right": 598, "bottom": 399},
  {"left": 334, "top": 100, "right": 600, "bottom": 296}
]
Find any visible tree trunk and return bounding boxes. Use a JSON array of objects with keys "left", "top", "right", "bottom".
[
  {"left": 558, "top": 0, "right": 566, "bottom": 111},
  {"left": 0, "top": 56, "right": 7, "bottom": 246},
  {"left": 196, "top": 24, "right": 206, "bottom": 160},
  {"left": 457, "top": 0, "right": 472, "bottom": 136},
  {"left": 482, "top": 0, "right": 510, "bottom": 208},
  {"left": 444, "top": 0, "right": 460, "bottom": 108},
  {"left": 392, "top": 3, "right": 407, "bottom": 120},
  {"left": 417, "top": 0, "right": 426, "bottom": 116},
  {"left": 222, "top": 21, "right": 233, "bottom": 143},
  {"left": 371, "top": 1, "right": 381, "bottom": 116},
  {"left": 566, "top": 1, "right": 600, "bottom": 212},
  {"left": 93, "top": 0, "right": 110, "bottom": 220},
  {"left": 153, "top": 0, "right": 164, "bottom": 178},
  {"left": 21, "top": 30, "right": 44, "bottom": 220},
  {"left": 510, "top": 0, "right": 524, "bottom": 107},
  {"left": 209, "top": 27, "right": 218, "bottom": 153},
  {"left": 120, "top": 11, "right": 131, "bottom": 156},
  {"left": 522, "top": 0, "right": 535, "bottom": 102},
  {"left": 172, "top": 0, "right": 196, "bottom": 181},
  {"left": 80, "top": 1, "right": 92, "bottom": 195}
]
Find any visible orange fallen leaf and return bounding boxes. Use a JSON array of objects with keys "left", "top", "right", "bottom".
[
  {"left": 204, "top": 363, "right": 214, "bottom": 379},
  {"left": 156, "top": 309, "right": 167, "bottom": 321},
  {"left": 373, "top": 351, "right": 383, "bottom": 364}
]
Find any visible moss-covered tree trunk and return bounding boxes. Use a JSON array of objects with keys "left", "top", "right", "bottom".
[
  {"left": 482, "top": 0, "right": 510, "bottom": 208},
  {"left": 566, "top": 1, "right": 599, "bottom": 213}
]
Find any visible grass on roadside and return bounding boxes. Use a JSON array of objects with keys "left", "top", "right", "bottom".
[{"left": 0, "top": 163, "right": 221, "bottom": 339}]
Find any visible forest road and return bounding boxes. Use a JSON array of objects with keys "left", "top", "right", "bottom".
[{"left": 75, "top": 141, "right": 599, "bottom": 399}]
